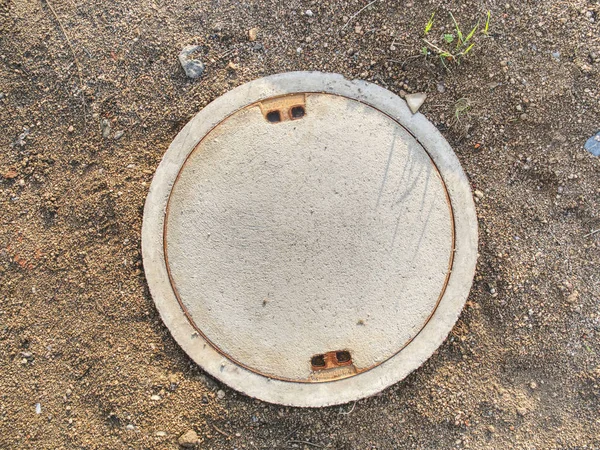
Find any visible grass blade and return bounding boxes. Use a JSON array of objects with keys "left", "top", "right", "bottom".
[
  {"left": 424, "top": 12, "right": 435, "bottom": 35},
  {"left": 465, "top": 23, "right": 479, "bottom": 43},
  {"left": 450, "top": 12, "right": 463, "bottom": 45},
  {"left": 463, "top": 42, "right": 475, "bottom": 56}
]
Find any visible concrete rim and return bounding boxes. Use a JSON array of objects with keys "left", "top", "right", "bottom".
[{"left": 142, "top": 71, "right": 478, "bottom": 407}]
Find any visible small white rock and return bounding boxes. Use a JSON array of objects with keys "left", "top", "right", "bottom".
[
  {"left": 404, "top": 92, "right": 427, "bottom": 114},
  {"left": 217, "top": 389, "right": 225, "bottom": 399},
  {"left": 151, "top": 394, "right": 161, "bottom": 401},
  {"left": 305, "top": 9, "right": 313, "bottom": 16},
  {"left": 101, "top": 119, "right": 111, "bottom": 138},
  {"left": 474, "top": 190, "right": 484, "bottom": 199}
]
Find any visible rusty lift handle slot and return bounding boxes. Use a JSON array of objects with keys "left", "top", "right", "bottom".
[
  {"left": 311, "top": 350, "right": 353, "bottom": 371},
  {"left": 266, "top": 110, "right": 281, "bottom": 123},
  {"left": 335, "top": 351, "right": 351, "bottom": 363},
  {"left": 311, "top": 354, "right": 326, "bottom": 368},
  {"left": 290, "top": 105, "right": 305, "bottom": 119},
  {"left": 258, "top": 94, "right": 306, "bottom": 123}
]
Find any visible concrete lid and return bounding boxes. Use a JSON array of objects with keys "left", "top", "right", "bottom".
[{"left": 142, "top": 72, "right": 478, "bottom": 407}]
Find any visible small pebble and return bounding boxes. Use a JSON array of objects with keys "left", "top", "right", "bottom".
[
  {"left": 305, "top": 9, "right": 313, "bottom": 16},
  {"left": 151, "top": 394, "right": 161, "bottom": 401},
  {"left": 178, "top": 45, "right": 205, "bottom": 79},
  {"left": 474, "top": 190, "right": 484, "bottom": 199},
  {"left": 101, "top": 119, "right": 111, "bottom": 138},
  {"left": 217, "top": 389, "right": 225, "bottom": 399},
  {"left": 126, "top": 424, "right": 135, "bottom": 430},
  {"left": 114, "top": 130, "right": 124, "bottom": 140},
  {"left": 248, "top": 27, "right": 259, "bottom": 41},
  {"left": 405, "top": 92, "right": 427, "bottom": 114},
  {"left": 584, "top": 131, "right": 600, "bottom": 156},
  {"left": 155, "top": 431, "right": 167, "bottom": 437},
  {"left": 178, "top": 429, "right": 199, "bottom": 448},
  {"left": 67, "top": 125, "right": 74, "bottom": 133}
]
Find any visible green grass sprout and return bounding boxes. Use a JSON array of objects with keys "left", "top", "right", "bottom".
[
  {"left": 421, "top": 11, "right": 491, "bottom": 68},
  {"left": 484, "top": 10, "right": 491, "bottom": 35},
  {"left": 424, "top": 12, "right": 435, "bottom": 35}
]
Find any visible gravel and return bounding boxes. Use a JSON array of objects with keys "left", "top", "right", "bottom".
[{"left": 0, "top": 0, "right": 598, "bottom": 448}]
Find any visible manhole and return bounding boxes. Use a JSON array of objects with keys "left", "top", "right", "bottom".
[{"left": 142, "top": 72, "right": 478, "bottom": 407}]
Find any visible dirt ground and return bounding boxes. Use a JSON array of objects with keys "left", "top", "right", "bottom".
[{"left": 1, "top": 0, "right": 599, "bottom": 448}]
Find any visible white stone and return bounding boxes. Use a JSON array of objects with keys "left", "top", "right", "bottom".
[{"left": 405, "top": 92, "right": 427, "bottom": 114}]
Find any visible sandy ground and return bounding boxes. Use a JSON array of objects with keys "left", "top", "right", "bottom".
[{"left": 1, "top": 0, "right": 599, "bottom": 448}]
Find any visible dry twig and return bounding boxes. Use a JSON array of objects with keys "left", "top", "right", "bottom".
[
  {"left": 45, "top": 0, "right": 87, "bottom": 124},
  {"left": 340, "top": 0, "right": 379, "bottom": 31},
  {"left": 338, "top": 401, "right": 357, "bottom": 415},
  {"left": 212, "top": 424, "right": 231, "bottom": 438},
  {"left": 288, "top": 440, "right": 325, "bottom": 448}
]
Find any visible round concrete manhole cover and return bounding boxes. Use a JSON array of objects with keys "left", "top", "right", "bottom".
[{"left": 142, "top": 72, "right": 478, "bottom": 407}]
